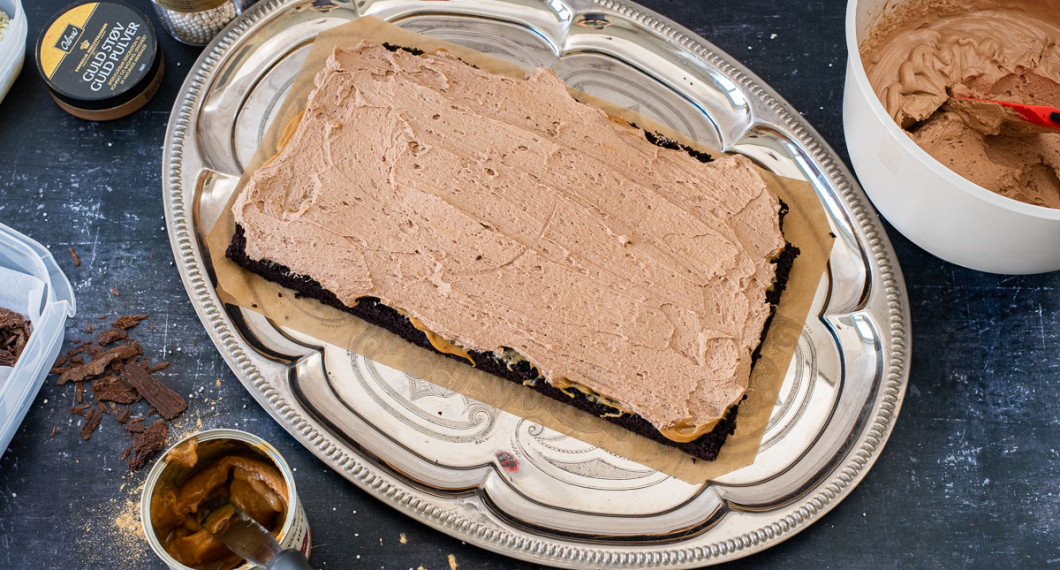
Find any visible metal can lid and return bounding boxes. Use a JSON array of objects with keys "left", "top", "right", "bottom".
[{"left": 36, "top": 1, "right": 162, "bottom": 112}]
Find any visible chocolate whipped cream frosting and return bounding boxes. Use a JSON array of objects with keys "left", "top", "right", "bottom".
[
  {"left": 861, "top": 0, "right": 1060, "bottom": 208},
  {"left": 233, "top": 42, "right": 785, "bottom": 439}
]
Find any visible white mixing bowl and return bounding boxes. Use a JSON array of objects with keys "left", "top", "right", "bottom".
[{"left": 842, "top": 0, "right": 1060, "bottom": 274}]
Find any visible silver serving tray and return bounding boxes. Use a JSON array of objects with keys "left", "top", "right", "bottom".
[{"left": 162, "top": 0, "right": 911, "bottom": 566}]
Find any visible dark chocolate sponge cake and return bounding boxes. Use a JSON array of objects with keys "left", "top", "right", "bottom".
[{"left": 227, "top": 224, "right": 797, "bottom": 460}]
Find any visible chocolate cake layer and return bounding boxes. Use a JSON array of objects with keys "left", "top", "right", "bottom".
[{"left": 226, "top": 222, "right": 798, "bottom": 461}]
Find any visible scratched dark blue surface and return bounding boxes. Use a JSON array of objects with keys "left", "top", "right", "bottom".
[{"left": 1, "top": 0, "right": 1058, "bottom": 568}]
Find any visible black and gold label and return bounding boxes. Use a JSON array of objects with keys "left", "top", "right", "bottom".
[{"left": 37, "top": 2, "right": 157, "bottom": 103}]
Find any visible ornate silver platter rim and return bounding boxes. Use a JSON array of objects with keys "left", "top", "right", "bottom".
[{"left": 162, "top": 0, "right": 911, "bottom": 567}]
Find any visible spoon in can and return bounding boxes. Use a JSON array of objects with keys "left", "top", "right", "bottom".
[{"left": 198, "top": 497, "right": 313, "bottom": 570}]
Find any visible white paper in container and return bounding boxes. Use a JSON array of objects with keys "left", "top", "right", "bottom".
[{"left": 0, "top": 222, "right": 75, "bottom": 460}]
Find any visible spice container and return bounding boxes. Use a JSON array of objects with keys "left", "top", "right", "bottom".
[
  {"left": 151, "top": 0, "right": 250, "bottom": 46},
  {"left": 36, "top": 1, "right": 164, "bottom": 121},
  {"left": 142, "top": 429, "right": 311, "bottom": 570}
]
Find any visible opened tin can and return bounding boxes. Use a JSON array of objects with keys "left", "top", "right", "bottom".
[{"left": 141, "top": 429, "right": 311, "bottom": 569}]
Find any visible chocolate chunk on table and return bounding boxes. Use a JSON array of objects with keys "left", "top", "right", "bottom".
[
  {"left": 56, "top": 344, "right": 139, "bottom": 385},
  {"left": 113, "top": 405, "right": 131, "bottom": 423},
  {"left": 70, "top": 404, "right": 91, "bottom": 417},
  {"left": 91, "top": 375, "right": 139, "bottom": 404},
  {"left": 126, "top": 419, "right": 167, "bottom": 471},
  {"left": 121, "top": 364, "right": 187, "bottom": 420},
  {"left": 124, "top": 417, "right": 145, "bottom": 434},
  {"left": 112, "top": 314, "right": 148, "bottom": 330},
  {"left": 96, "top": 328, "right": 128, "bottom": 345},
  {"left": 79, "top": 408, "right": 103, "bottom": 440}
]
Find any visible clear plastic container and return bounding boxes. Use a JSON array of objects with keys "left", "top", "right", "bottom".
[
  {"left": 0, "top": 0, "right": 27, "bottom": 105},
  {"left": 0, "top": 223, "right": 76, "bottom": 459}
]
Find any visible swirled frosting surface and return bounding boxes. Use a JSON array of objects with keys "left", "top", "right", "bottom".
[
  {"left": 861, "top": 1, "right": 1060, "bottom": 207},
  {"left": 233, "top": 42, "right": 784, "bottom": 436}
]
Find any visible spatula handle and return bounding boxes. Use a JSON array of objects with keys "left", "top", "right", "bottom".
[{"left": 267, "top": 549, "right": 313, "bottom": 570}]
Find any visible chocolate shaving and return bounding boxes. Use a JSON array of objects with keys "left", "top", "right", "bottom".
[
  {"left": 127, "top": 419, "right": 167, "bottom": 471},
  {"left": 69, "top": 247, "right": 81, "bottom": 267},
  {"left": 51, "top": 311, "right": 185, "bottom": 471},
  {"left": 112, "top": 314, "right": 148, "bottom": 330},
  {"left": 96, "top": 328, "right": 128, "bottom": 345},
  {"left": 111, "top": 288, "right": 120, "bottom": 297},
  {"left": 122, "top": 364, "right": 186, "bottom": 420},
  {"left": 56, "top": 344, "right": 139, "bottom": 385},
  {"left": 0, "top": 308, "right": 31, "bottom": 367},
  {"left": 92, "top": 375, "right": 138, "bottom": 404},
  {"left": 79, "top": 409, "right": 103, "bottom": 440},
  {"left": 55, "top": 344, "right": 89, "bottom": 366}
]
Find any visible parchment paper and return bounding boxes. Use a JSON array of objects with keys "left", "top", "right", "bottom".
[{"left": 204, "top": 16, "right": 833, "bottom": 483}]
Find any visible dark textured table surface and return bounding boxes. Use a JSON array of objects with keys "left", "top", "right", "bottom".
[{"left": 2, "top": 0, "right": 1058, "bottom": 568}]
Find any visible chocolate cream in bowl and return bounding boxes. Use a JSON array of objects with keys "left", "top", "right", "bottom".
[{"left": 860, "top": 0, "right": 1060, "bottom": 208}]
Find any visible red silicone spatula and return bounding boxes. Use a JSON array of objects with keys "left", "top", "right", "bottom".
[{"left": 953, "top": 95, "right": 1060, "bottom": 133}]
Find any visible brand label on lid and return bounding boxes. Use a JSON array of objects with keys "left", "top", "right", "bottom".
[
  {"left": 38, "top": 2, "right": 157, "bottom": 102},
  {"left": 53, "top": 24, "right": 84, "bottom": 54},
  {"left": 39, "top": 3, "right": 98, "bottom": 77}
]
